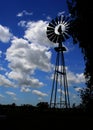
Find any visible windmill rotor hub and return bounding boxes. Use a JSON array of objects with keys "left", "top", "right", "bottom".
[{"left": 46, "top": 15, "right": 71, "bottom": 43}]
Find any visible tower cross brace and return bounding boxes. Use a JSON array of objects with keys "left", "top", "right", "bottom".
[{"left": 50, "top": 42, "right": 70, "bottom": 108}]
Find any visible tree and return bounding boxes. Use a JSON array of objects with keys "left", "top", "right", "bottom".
[
  {"left": 66, "top": 0, "right": 93, "bottom": 110},
  {"left": 36, "top": 102, "right": 49, "bottom": 110}
]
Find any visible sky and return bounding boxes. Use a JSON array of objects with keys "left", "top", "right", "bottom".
[{"left": 0, "top": 0, "right": 85, "bottom": 107}]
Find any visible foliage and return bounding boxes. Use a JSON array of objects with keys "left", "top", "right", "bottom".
[
  {"left": 80, "top": 87, "right": 93, "bottom": 111},
  {"left": 66, "top": 0, "right": 93, "bottom": 109},
  {"left": 36, "top": 102, "right": 49, "bottom": 110}
]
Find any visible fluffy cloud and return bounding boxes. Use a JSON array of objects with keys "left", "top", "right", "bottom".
[
  {"left": 58, "top": 11, "right": 65, "bottom": 16},
  {"left": 6, "top": 91, "right": 16, "bottom": 96},
  {"left": 5, "top": 20, "right": 54, "bottom": 89},
  {"left": 0, "top": 50, "right": 2, "bottom": 57},
  {"left": 21, "top": 87, "right": 31, "bottom": 92},
  {"left": 32, "top": 90, "right": 48, "bottom": 97},
  {"left": 0, "top": 25, "right": 12, "bottom": 43},
  {"left": 24, "top": 20, "right": 55, "bottom": 46},
  {"left": 0, "top": 74, "right": 15, "bottom": 87},
  {"left": 74, "top": 87, "right": 82, "bottom": 92},
  {"left": 0, "top": 94, "right": 4, "bottom": 98},
  {"left": 6, "top": 37, "right": 52, "bottom": 88},
  {"left": 17, "top": 10, "right": 33, "bottom": 17},
  {"left": 18, "top": 20, "right": 27, "bottom": 27},
  {"left": 6, "top": 37, "right": 52, "bottom": 71},
  {"left": 67, "top": 71, "right": 85, "bottom": 86},
  {"left": 5, "top": 20, "right": 55, "bottom": 89},
  {"left": 6, "top": 91, "right": 17, "bottom": 101}
]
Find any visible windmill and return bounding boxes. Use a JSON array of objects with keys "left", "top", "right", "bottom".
[{"left": 46, "top": 15, "right": 71, "bottom": 108}]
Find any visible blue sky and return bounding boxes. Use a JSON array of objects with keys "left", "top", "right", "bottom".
[{"left": 0, "top": 0, "right": 85, "bottom": 106}]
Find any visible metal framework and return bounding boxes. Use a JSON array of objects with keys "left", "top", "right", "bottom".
[
  {"left": 50, "top": 42, "right": 70, "bottom": 108},
  {"left": 46, "top": 15, "right": 71, "bottom": 108}
]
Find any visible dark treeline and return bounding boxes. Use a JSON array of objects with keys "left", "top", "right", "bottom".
[
  {"left": 67, "top": 0, "right": 93, "bottom": 112},
  {"left": 0, "top": 102, "right": 92, "bottom": 129},
  {"left": 0, "top": 102, "right": 92, "bottom": 116}
]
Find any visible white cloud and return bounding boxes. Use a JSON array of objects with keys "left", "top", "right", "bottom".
[
  {"left": 24, "top": 20, "right": 55, "bottom": 47},
  {"left": 67, "top": 71, "right": 85, "bottom": 86},
  {"left": 6, "top": 91, "right": 17, "bottom": 101},
  {"left": 74, "top": 87, "right": 82, "bottom": 92},
  {"left": 0, "top": 25, "right": 12, "bottom": 43},
  {"left": 18, "top": 20, "right": 27, "bottom": 27},
  {"left": 46, "top": 16, "right": 52, "bottom": 20},
  {"left": 38, "top": 97, "right": 43, "bottom": 101},
  {"left": 0, "top": 50, "right": 2, "bottom": 57},
  {"left": 21, "top": 87, "right": 31, "bottom": 92},
  {"left": 58, "top": 11, "right": 65, "bottom": 16},
  {"left": 0, "top": 94, "right": 4, "bottom": 98},
  {"left": 17, "top": 10, "right": 33, "bottom": 17},
  {"left": 19, "top": 76, "right": 44, "bottom": 88},
  {"left": 6, "top": 37, "right": 52, "bottom": 88},
  {"left": 6, "top": 68, "right": 44, "bottom": 88},
  {"left": 5, "top": 20, "right": 55, "bottom": 89},
  {"left": 0, "top": 74, "right": 15, "bottom": 87},
  {"left": 0, "top": 66, "right": 6, "bottom": 71},
  {"left": 32, "top": 90, "right": 48, "bottom": 97},
  {"left": 6, "top": 37, "right": 52, "bottom": 72},
  {"left": 58, "top": 89, "right": 65, "bottom": 95},
  {"left": 6, "top": 91, "right": 16, "bottom": 96}
]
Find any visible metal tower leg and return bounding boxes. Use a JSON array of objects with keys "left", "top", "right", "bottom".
[{"left": 50, "top": 43, "right": 70, "bottom": 108}]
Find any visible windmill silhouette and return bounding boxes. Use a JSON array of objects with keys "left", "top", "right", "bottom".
[{"left": 46, "top": 15, "right": 71, "bottom": 108}]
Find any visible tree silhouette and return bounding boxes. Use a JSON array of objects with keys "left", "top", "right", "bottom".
[
  {"left": 36, "top": 102, "right": 49, "bottom": 110},
  {"left": 67, "top": 0, "right": 93, "bottom": 110}
]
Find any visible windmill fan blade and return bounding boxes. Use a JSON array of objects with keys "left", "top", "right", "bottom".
[
  {"left": 47, "top": 30, "right": 55, "bottom": 35},
  {"left": 47, "top": 31, "right": 55, "bottom": 37},
  {"left": 49, "top": 23, "right": 55, "bottom": 28},
  {"left": 59, "top": 15, "right": 63, "bottom": 23},
  {"left": 47, "top": 27, "right": 54, "bottom": 31},
  {"left": 47, "top": 30, "right": 55, "bottom": 34},
  {"left": 48, "top": 33, "right": 56, "bottom": 41},
  {"left": 51, "top": 35, "right": 55, "bottom": 42},
  {"left": 52, "top": 35, "right": 58, "bottom": 43},
  {"left": 51, "top": 19, "right": 57, "bottom": 26},
  {"left": 63, "top": 32, "right": 70, "bottom": 39}
]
